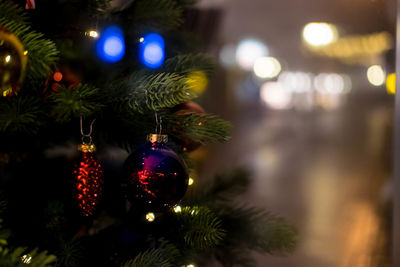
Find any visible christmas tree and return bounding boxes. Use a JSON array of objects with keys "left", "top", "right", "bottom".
[{"left": 0, "top": 0, "right": 297, "bottom": 266}]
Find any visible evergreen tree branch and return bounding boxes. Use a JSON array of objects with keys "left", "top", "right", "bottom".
[
  {"left": 0, "top": 247, "right": 56, "bottom": 267},
  {"left": 129, "top": 0, "right": 184, "bottom": 30},
  {"left": 126, "top": 72, "right": 197, "bottom": 113},
  {"left": 177, "top": 206, "right": 226, "bottom": 250},
  {"left": 163, "top": 54, "right": 215, "bottom": 78},
  {"left": 123, "top": 240, "right": 179, "bottom": 267},
  {"left": 0, "top": 96, "right": 44, "bottom": 135},
  {"left": 54, "top": 238, "right": 83, "bottom": 267},
  {"left": 51, "top": 84, "right": 104, "bottom": 121},
  {"left": 0, "top": 0, "right": 59, "bottom": 80},
  {"left": 168, "top": 113, "right": 231, "bottom": 144},
  {"left": 0, "top": 0, "right": 29, "bottom": 26},
  {"left": 217, "top": 206, "right": 297, "bottom": 255},
  {"left": 187, "top": 168, "right": 251, "bottom": 205}
]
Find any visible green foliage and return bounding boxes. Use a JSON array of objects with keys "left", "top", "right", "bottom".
[
  {"left": 178, "top": 206, "right": 226, "bottom": 249},
  {"left": 55, "top": 238, "right": 83, "bottom": 267},
  {"left": 51, "top": 84, "right": 104, "bottom": 121},
  {"left": 123, "top": 241, "right": 179, "bottom": 267},
  {"left": 219, "top": 206, "right": 297, "bottom": 255},
  {"left": 88, "top": 0, "right": 112, "bottom": 14},
  {"left": 189, "top": 168, "right": 251, "bottom": 205},
  {"left": 0, "top": 247, "right": 56, "bottom": 267},
  {"left": 183, "top": 168, "right": 297, "bottom": 266},
  {"left": 163, "top": 54, "right": 215, "bottom": 78},
  {"left": 127, "top": 73, "right": 197, "bottom": 113},
  {"left": 131, "top": 0, "right": 183, "bottom": 30},
  {"left": 169, "top": 113, "right": 231, "bottom": 144},
  {"left": 0, "top": 0, "right": 59, "bottom": 80},
  {"left": 0, "top": 96, "right": 44, "bottom": 135},
  {"left": 0, "top": 199, "right": 56, "bottom": 267},
  {"left": 0, "top": 0, "right": 29, "bottom": 26}
]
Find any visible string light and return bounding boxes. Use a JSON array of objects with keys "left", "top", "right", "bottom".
[
  {"left": 188, "top": 177, "right": 194, "bottom": 186},
  {"left": 236, "top": 38, "right": 268, "bottom": 70},
  {"left": 367, "top": 65, "right": 385, "bottom": 86},
  {"left": 88, "top": 30, "right": 99, "bottom": 38},
  {"left": 139, "top": 33, "right": 165, "bottom": 68},
  {"left": 5, "top": 55, "right": 10, "bottom": 63},
  {"left": 253, "top": 56, "right": 281, "bottom": 79},
  {"left": 186, "top": 71, "right": 208, "bottom": 94},
  {"left": 96, "top": 25, "right": 125, "bottom": 63},
  {"left": 174, "top": 205, "right": 182, "bottom": 213},
  {"left": 302, "top": 23, "right": 338, "bottom": 46},
  {"left": 386, "top": 73, "right": 396, "bottom": 94},
  {"left": 21, "top": 254, "right": 32, "bottom": 264},
  {"left": 146, "top": 212, "right": 155, "bottom": 222},
  {"left": 53, "top": 72, "right": 63, "bottom": 82}
]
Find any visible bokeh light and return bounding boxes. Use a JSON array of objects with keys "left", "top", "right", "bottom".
[
  {"left": 96, "top": 25, "right": 125, "bottom": 63},
  {"left": 53, "top": 72, "right": 63, "bottom": 82},
  {"left": 236, "top": 38, "right": 268, "bottom": 70},
  {"left": 87, "top": 30, "right": 99, "bottom": 38},
  {"left": 186, "top": 71, "right": 208, "bottom": 94},
  {"left": 219, "top": 44, "right": 237, "bottom": 67},
  {"left": 260, "top": 82, "right": 292, "bottom": 110},
  {"left": 145, "top": 212, "right": 155, "bottom": 222},
  {"left": 386, "top": 73, "right": 396, "bottom": 94},
  {"left": 253, "top": 57, "right": 281, "bottom": 79},
  {"left": 367, "top": 65, "right": 385, "bottom": 86},
  {"left": 278, "top": 71, "right": 313, "bottom": 93},
  {"left": 302, "top": 23, "right": 338, "bottom": 46},
  {"left": 139, "top": 33, "right": 165, "bottom": 68},
  {"left": 21, "top": 254, "right": 32, "bottom": 264},
  {"left": 314, "top": 73, "right": 350, "bottom": 94},
  {"left": 174, "top": 205, "right": 182, "bottom": 213}
]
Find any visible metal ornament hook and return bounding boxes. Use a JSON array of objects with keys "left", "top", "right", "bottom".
[
  {"left": 154, "top": 112, "right": 162, "bottom": 135},
  {"left": 80, "top": 116, "right": 96, "bottom": 137}
]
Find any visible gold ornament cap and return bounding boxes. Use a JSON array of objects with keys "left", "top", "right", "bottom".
[
  {"left": 78, "top": 143, "right": 96, "bottom": 153},
  {"left": 147, "top": 134, "right": 168, "bottom": 143}
]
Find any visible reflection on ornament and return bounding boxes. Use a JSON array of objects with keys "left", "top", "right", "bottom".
[
  {"left": 123, "top": 134, "right": 189, "bottom": 211},
  {"left": 0, "top": 30, "right": 28, "bottom": 97},
  {"left": 146, "top": 212, "right": 155, "bottom": 222},
  {"left": 73, "top": 144, "right": 104, "bottom": 216}
]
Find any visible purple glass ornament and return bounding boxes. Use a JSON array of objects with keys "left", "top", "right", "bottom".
[{"left": 123, "top": 134, "right": 188, "bottom": 211}]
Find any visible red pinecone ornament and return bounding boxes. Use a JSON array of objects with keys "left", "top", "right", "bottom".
[{"left": 73, "top": 143, "right": 104, "bottom": 216}]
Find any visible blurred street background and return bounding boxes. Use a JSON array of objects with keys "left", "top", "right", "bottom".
[{"left": 191, "top": 0, "right": 396, "bottom": 266}]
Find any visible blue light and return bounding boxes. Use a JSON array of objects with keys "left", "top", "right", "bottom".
[
  {"left": 139, "top": 33, "right": 165, "bottom": 68},
  {"left": 96, "top": 26, "right": 125, "bottom": 63}
]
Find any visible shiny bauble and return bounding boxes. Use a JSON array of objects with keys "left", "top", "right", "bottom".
[
  {"left": 0, "top": 30, "right": 27, "bottom": 97},
  {"left": 122, "top": 134, "right": 189, "bottom": 211}
]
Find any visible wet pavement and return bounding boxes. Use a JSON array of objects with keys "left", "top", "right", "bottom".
[{"left": 200, "top": 92, "right": 392, "bottom": 266}]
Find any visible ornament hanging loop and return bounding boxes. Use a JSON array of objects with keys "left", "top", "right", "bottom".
[
  {"left": 154, "top": 112, "right": 163, "bottom": 135},
  {"left": 79, "top": 116, "right": 96, "bottom": 152},
  {"left": 80, "top": 116, "right": 96, "bottom": 140}
]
